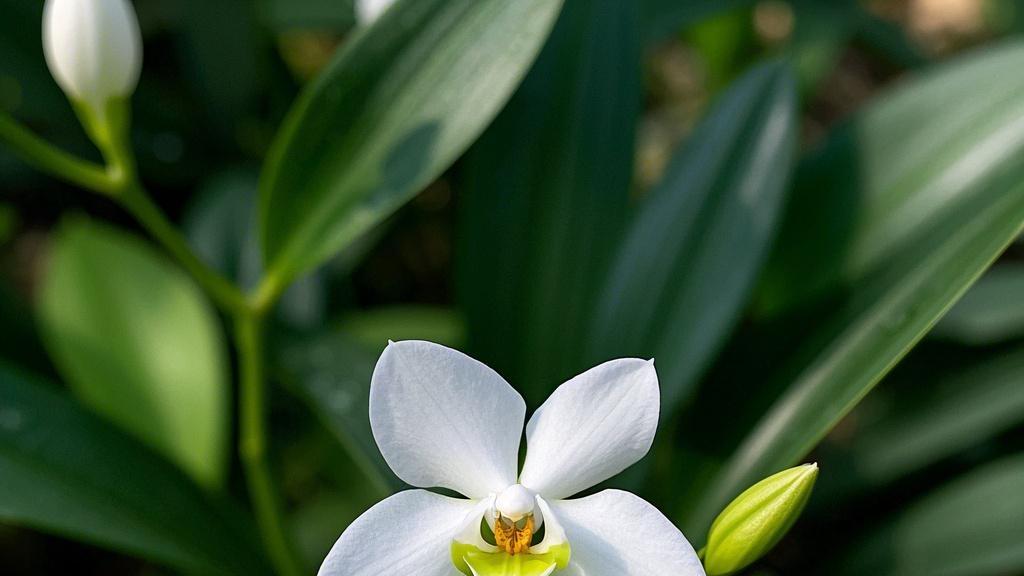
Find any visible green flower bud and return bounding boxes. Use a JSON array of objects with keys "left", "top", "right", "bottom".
[{"left": 703, "top": 463, "right": 819, "bottom": 575}]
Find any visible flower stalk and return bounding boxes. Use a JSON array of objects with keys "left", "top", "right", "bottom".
[
  {"left": 0, "top": 1, "right": 307, "bottom": 568},
  {"left": 236, "top": 312, "right": 304, "bottom": 576}
]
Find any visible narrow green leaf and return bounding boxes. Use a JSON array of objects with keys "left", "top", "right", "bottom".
[
  {"left": 0, "top": 365, "right": 266, "bottom": 573},
  {"left": 931, "top": 264, "right": 1024, "bottom": 345},
  {"left": 457, "top": 0, "right": 641, "bottom": 401},
  {"left": 686, "top": 42, "right": 1024, "bottom": 535},
  {"left": 588, "top": 62, "right": 797, "bottom": 414},
  {"left": 274, "top": 329, "right": 400, "bottom": 495},
  {"left": 259, "top": 0, "right": 565, "bottom": 285},
  {"left": 37, "top": 219, "right": 229, "bottom": 489},
  {"left": 759, "top": 41, "right": 1024, "bottom": 315},
  {"left": 845, "top": 348, "right": 1024, "bottom": 490},
  {"left": 838, "top": 455, "right": 1024, "bottom": 575}
]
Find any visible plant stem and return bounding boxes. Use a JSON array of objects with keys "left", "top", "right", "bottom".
[
  {"left": 236, "top": 312, "right": 305, "bottom": 576},
  {"left": 1, "top": 111, "right": 303, "bottom": 576},
  {"left": 118, "top": 183, "right": 249, "bottom": 315},
  {"left": 0, "top": 113, "right": 118, "bottom": 195}
]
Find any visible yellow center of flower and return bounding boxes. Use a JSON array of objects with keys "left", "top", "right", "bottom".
[{"left": 494, "top": 513, "right": 534, "bottom": 555}]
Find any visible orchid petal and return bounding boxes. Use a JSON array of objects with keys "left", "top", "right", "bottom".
[
  {"left": 552, "top": 490, "right": 705, "bottom": 576},
  {"left": 370, "top": 340, "right": 525, "bottom": 497},
  {"left": 520, "top": 359, "right": 659, "bottom": 499},
  {"left": 318, "top": 489, "right": 472, "bottom": 576},
  {"left": 531, "top": 495, "right": 568, "bottom": 555}
]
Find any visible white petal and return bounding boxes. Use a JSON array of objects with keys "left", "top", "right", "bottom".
[
  {"left": 519, "top": 359, "right": 659, "bottom": 499},
  {"left": 552, "top": 490, "right": 705, "bottom": 576},
  {"left": 355, "top": 0, "right": 396, "bottom": 25},
  {"left": 318, "top": 489, "right": 471, "bottom": 576},
  {"left": 455, "top": 496, "right": 497, "bottom": 552},
  {"left": 532, "top": 495, "right": 568, "bottom": 554},
  {"left": 370, "top": 340, "right": 525, "bottom": 498}
]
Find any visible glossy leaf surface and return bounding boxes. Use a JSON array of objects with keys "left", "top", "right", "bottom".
[
  {"left": 37, "top": 219, "right": 229, "bottom": 489},
  {"left": 259, "top": 0, "right": 564, "bottom": 284}
]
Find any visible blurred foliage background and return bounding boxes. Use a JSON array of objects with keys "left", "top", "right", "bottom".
[{"left": 2, "top": 0, "right": 1024, "bottom": 574}]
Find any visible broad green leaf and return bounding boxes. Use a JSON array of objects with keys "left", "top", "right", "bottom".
[
  {"left": 274, "top": 328, "right": 399, "bottom": 495},
  {"left": 838, "top": 455, "right": 1024, "bottom": 575},
  {"left": 844, "top": 348, "right": 1024, "bottom": 491},
  {"left": 588, "top": 62, "right": 797, "bottom": 414},
  {"left": 37, "top": 219, "right": 229, "bottom": 489},
  {"left": 259, "top": 0, "right": 565, "bottom": 285},
  {"left": 458, "top": 0, "right": 640, "bottom": 401},
  {"left": 642, "top": 0, "right": 754, "bottom": 43},
  {"left": 0, "top": 365, "right": 267, "bottom": 573},
  {"left": 685, "top": 42, "right": 1024, "bottom": 536},
  {"left": 931, "top": 264, "right": 1024, "bottom": 345}
]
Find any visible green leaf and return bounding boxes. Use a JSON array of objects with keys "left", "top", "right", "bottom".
[
  {"left": 758, "top": 41, "right": 1024, "bottom": 315},
  {"left": 0, "top": 365, "right": 267, "bottom": 573},
  {"left": 642, "top": 0, "right": 755, "bottom": 43},
  {"left": 931, "top": 264, "right": 1024, "bottom": 345},
  {"left": 457, "top": 0, "right": 641, "bottom": 401},
  {"left": 685, "top": 42, "right": 1024, "bottom": 535},
  {"left": 37, "top": 218, "right": 229, "bottom": 489},
  {"left": 588, "top": 62, "right": 797, "bottom": 414},
  {"left": 274, "top": 328, "right": 399, "bottom": 495},
  {"left": 844, "top": 348, "right": 1024, "bottom": 490},
  {"left": 259, "top": 0, "right": 565, "bottom": 285},
  {"left": 838, "top": 455, "right": 1024, "bottom": 575}
]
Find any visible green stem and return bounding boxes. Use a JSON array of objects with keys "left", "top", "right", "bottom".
[
  {"left": 236, "top": 312, "right": 305, "bottom": 576},
  {"left": 118, "top": 184, "right": 249, "bottom": 315},
  {"left": 2, "top": 110, "right": 303, "bottom": 576},
  {"left": 0, "top": 113, "right": 118, "bottom": 195}
]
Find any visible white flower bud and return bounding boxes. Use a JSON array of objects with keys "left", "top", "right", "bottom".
[
  {"left": 355, "top": 0, "right": 396, "bottom": 25},
  {"left": 43, "top": 0, "right": 142, "bottom": 123}
]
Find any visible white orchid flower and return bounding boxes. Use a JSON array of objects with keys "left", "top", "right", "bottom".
[
  {"left": 318, "top": 340, "right": 705, "bottom": 576},
  {"left": 355, "top": 0, "right": 396, "bottom": 25}
]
